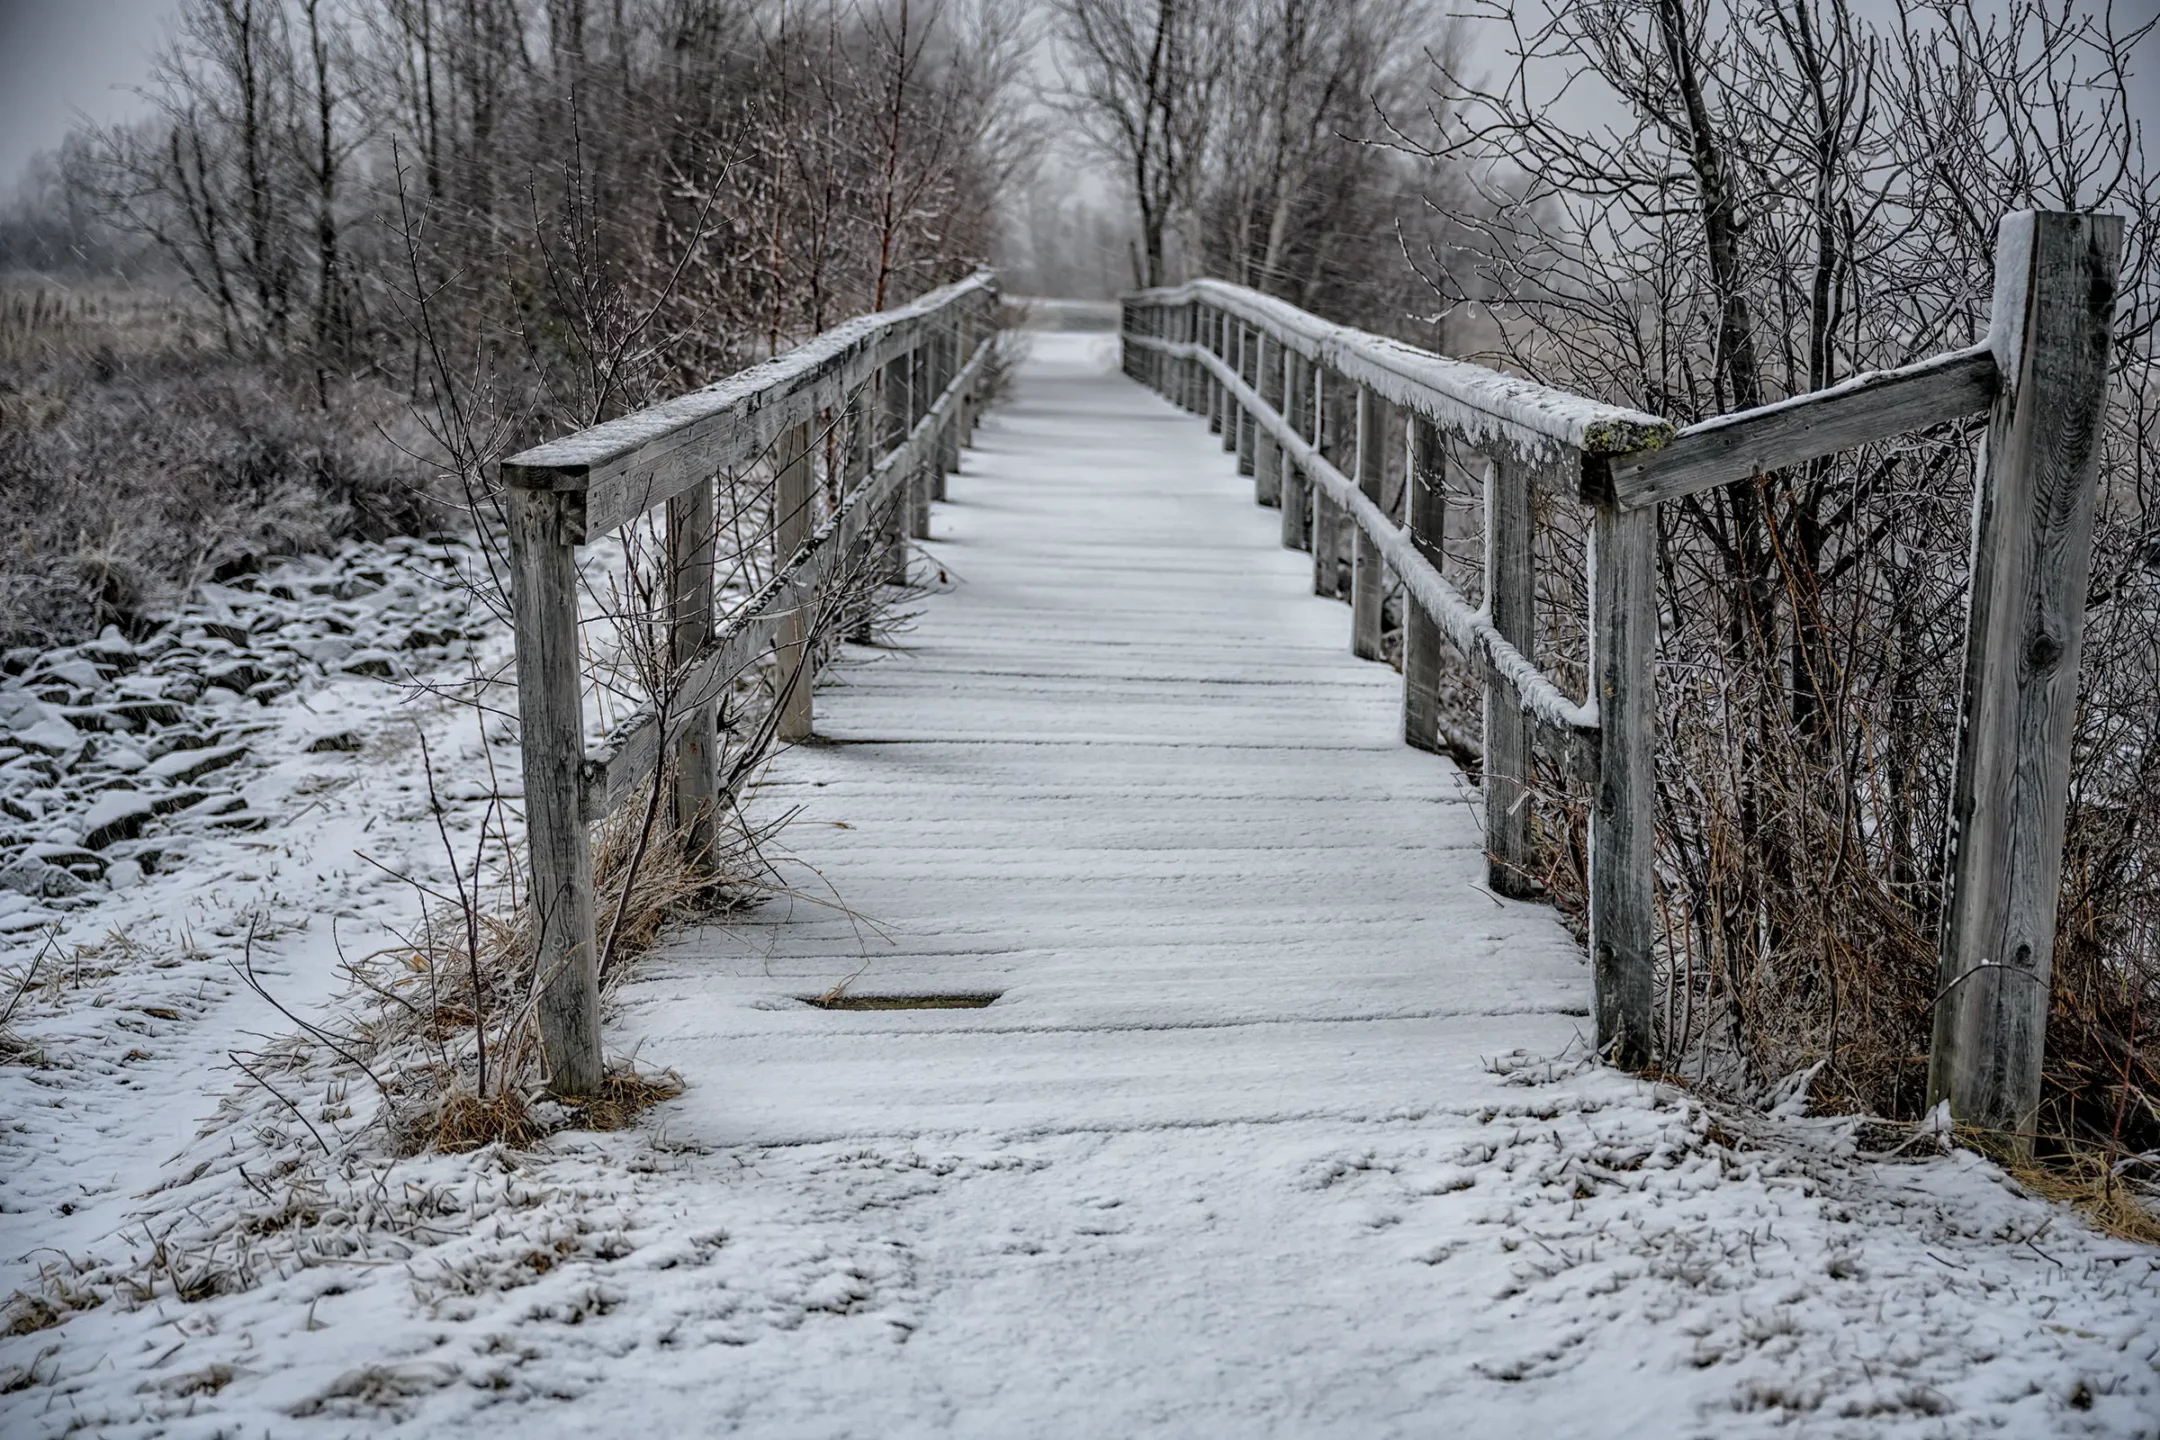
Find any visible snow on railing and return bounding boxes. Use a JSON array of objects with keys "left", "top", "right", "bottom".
[
  {"left": 1121, "top": 211, "right": 2120, "bottom": 1156},
  {"left": 499, "top": 274, "right": 999, "bottom": 1096}
]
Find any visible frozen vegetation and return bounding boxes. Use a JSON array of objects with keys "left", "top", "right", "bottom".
[{"left": 0, "top": 335, "right": 2151, "bottom": 1438}]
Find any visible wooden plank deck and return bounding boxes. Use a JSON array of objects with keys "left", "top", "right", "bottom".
[{"left": 616, "top": 330, "right": 1590, "bottom": 1146}]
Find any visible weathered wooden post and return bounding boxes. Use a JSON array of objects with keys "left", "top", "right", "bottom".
[
  {"left": 847, "top": 385, "right": 879, "bottom": 644},
  {"left": 774, "top": 421, "right": 816, "bottom": 741},
  {"left": 503, "top": 486, "right": 603, "bottom": 1097},
  {"left": 1588, "top": 493, "right": 1658, "bottom": 1068},
  {"left": 908, "top": 341, "right": 932, "bottom": 540},
  {"left": 884, "top": 353, "right": 914, "bottom": 577},
  {"left": 1183, "top": 302, "right": 1202, "bottom": 412},
  {"left": 1236, "top": 325, "right": 1257, "bottom": 475},
  {"left": 1222, "top": 322, "right": 1239, "bottom": 453},
  {"left": 956, "top": 307, "right": 976, "bottom": 440},
  {"left": 1484, "top": 452, "right": 1540, "bottom": 898},
  {"left": 667, "top": 473, "right": 720, "bottom": 861},
  {"left": 1281, "top": 350, "right": 1312, "bottom": 551},
  {"left": 1929, "top": 209, "right": 2122, "bottom": 1153},
  {"left": 1403, "top": 418, "right": 1445, "bottom": 752},
  {"left": 931, "top": 322, "right": 956, "bottom": 500},
  {"left": 1312, "top": 368, "right": 1344, "bottom": 598},
  {"left": 1208, "top": 308, "right": 1226, "bottom": 436},
  {"left": 1255, "top": 334, "right": 1283, "bottom": 506},
  {"left": 1349, "top": 387, "right": 1390, "bottom": 658}
]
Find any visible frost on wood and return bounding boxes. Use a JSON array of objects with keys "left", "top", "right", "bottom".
[
  {"left": 1129, "top": 280, "right": 1673, "bottom": 460},
  {"left": 1, "top": 333, "right": 2150, "bottom": 1440}
]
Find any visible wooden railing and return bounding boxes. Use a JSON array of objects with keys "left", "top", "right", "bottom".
[
  {"left": 501, "top": 273, "right": 1000, "bottom": 1095},
  {"left": 1120, "top": 210, "right": 2120, "bottom": 1151}
]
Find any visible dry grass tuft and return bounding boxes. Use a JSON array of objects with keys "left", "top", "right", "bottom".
[
  {"left": 415, "top": 1085, "right": 548, "bottom": 1155},
  {"left": 564, "top": 1067, "right": 687, "bottom": 1133},
  {"left": 2010, "top": 1152, "right": 2160, "bottom": 1246},
  {"left": 353, "top": 780, "right": 778, "bottom": 1160}
]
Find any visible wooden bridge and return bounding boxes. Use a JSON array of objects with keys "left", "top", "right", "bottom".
[{"left": 499, "top": 209, "right": 2119, "bottom": 1154}]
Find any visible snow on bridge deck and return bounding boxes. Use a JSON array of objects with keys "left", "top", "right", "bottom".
[
  {"left": 6, "top": 335, "right": 2151, "bottom": 1440},
  {"left": 589, "top": 334, "right": 2154, "bottom": 1437},
  {"left": 619, "top": 329, "right": 1587, "bottom": 1142}
]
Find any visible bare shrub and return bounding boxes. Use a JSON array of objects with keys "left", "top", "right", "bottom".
[
  {"left": 1397, "top": 0, "right": 2159, "bottom": 1208},
  {"left": 0, "top": 284, "right": 440, "bottom": 647}
]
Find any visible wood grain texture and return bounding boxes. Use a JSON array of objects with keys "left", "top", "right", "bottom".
[
  {"left": 668, "top": 475, "right": 720, "bottom": 860},
  {"left": 935, "top": 323, "right": 960, "bottom": 495},
  {"left": 775, "top": 421, "right": 817, "bottom": 743},
  {"left": 1281, "top": 351, "right": 1313, "bottom": 552},
  {"left": 1588, "top": 500, "right": 1656, "bottom": 1069},
  {"left": 1403, "top": 418, "right": 1445, "bottom": 753},
  {"left": 909, "top": 345, "right": 933, "bottom": 540},
  {"left": 883, "top": 358, "right": 913, "bottom": 581},
  {"left": 1312, "top": 367, "right": 1343, "bottom": 598},
  {"left": 1930, "top": 211, "right": 2123, "bottom": 1151},
  {"left": 846, "top": 387, "right": 879, "bottom": 644},
  {"left": 1484, "top": 451, "right": 1538, "bottom": 898},
  {"left": 1602, "top": 344, "right": 1997, "bottom": 511},
  {"left": 1255, "top": 334, "right": 1283, "bottom": 507},
  {"left": 1350, "top": 387, "right": 1389, "bottom": 660},
  {"left": 503, "top": 273, "right": 993, "bottom": 542},
  {"left": 1207, "top": 308, "right": 1226, "bottom": 436},
  {"left": 1237, "top": 324, "right": 1257, "bottom": 476},
  {"left": 505, "top": 485, "right": 603, "bottom": 1097},
  {"left": 1124, "top": 279, "right": 1670, "bottom": 459}
]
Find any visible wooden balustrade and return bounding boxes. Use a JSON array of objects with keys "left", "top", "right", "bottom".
[
  {"left": 1120, "top": 209, "right": 2121, "bottom": 1150},
  {"left": 502, "top": 272, "right": 999, "bottom": 1096}
]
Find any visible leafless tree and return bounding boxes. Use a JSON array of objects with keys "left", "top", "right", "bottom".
[
  {"left": 1401, "top": 0, "right": 2158, "bottom": 1147},
  {"left": 1051, "top": 0, "right": 1228, "bottom": 287}
]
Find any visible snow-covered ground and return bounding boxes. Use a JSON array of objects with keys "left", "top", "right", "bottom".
[{"left": 3, "top": 333, "right": 2155, "bottom": 1438}]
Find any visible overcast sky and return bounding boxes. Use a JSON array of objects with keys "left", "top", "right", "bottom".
[
  {"left": 2, "top": 0, "right": 2155, "bottom": 200},
  {"left": 0, "top": 0, "right": 178, "bottom": 188}
]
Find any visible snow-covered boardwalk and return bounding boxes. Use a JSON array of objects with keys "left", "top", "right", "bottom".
[
  {"left": 623, "top": 329, "right": 1585, "bottom": 1142},
  {"left": 6, "top": 333, "right": 2152, "bottom": 1440},
  {"left": 587, "top": 335, "right": 2156, "bottom": 1436}
]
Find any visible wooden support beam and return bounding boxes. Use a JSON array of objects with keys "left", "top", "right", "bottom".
[
  {"left": 1588, "top": 499, "right": 1657, "bottom": 1069},
  {"left": 847, "top": 385, "right": 878, "bottom": 644},
  {"left": 1484, "top": 451, "right": 1539, "bottom": 898},
  {"left": 907, "top": 346, "right": 932, "bottom": 540},
  {"left": 774, "top": 421, "right": 816, "bottom": 742},
  {"left": 1255, "top": 334, "right": 1283, "bottom": 507},
  {"left": 667, "top": 474, "right": 720, "bottom": 862},
  {"left": 1236, "top": 324, "right": 1257, "bottom": 476},
  {"left": 884, "top": 357, "right": 913, "bottom": 578},
  {"left": 504, "top": 486, "right": 603, "bottom": 1097},
  {"left": 1192, "top": 302, "right": 1209, "bottom": 414},
  {"left": 1599, "top": 345, "right": 1997, "bottom": 511},
  {"left": 1207, "top": 309, "right": 1225, "bottom": 435},
  {"left": 1312, "top": 367, "right": 1343, "bottom": 598},
  {"left": 1350, "top": 387, "right": 1389, "bottom": 659},
  {"left": 1223, "top": 321, "right": 1241, "bottom": 454},
  {"left": 1281, "top": 351, "right": 1312, "bottom": 551},
  {"left": 1403, "top": 417, "right": 1445, "bottom": 753},
  {"left": 931, "top": 325, "right": 956, "bottom": 501},
  {"left": 501, "top": 273, "right": 995, "bottom": 543},
  {"left": 1929, "top": 210, "right": 2122, "bottom": 1154}
]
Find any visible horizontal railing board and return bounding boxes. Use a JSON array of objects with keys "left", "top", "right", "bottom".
[
  {"left": 1172, "top": 338, "right": 1599, "bottom": 773},
  {"left": 502, "top": 273, "right": 995, "bottom": 543},
  {"left": 1125, "top": 282, "right": 1671, "bottom": 461},
  {"left": 1599, "top": 343, "right": 1997, "bottom": 510},
  {"left": 579, "top": 331, "right": 994, "bottom": 819}
]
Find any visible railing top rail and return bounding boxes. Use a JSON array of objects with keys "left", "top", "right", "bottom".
[
  {"left": 502, "top": 270, "right": 996, "bottom": 540},
  {"left": 1126, "top": 279, "right": 1671, "bottom": 460}
]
